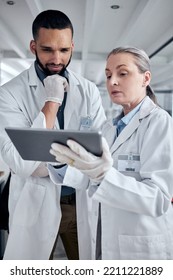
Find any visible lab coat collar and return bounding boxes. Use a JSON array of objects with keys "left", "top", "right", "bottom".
[
  {"left": 138, "top": 96, "right": 157, "bottom": 119},
  {"left": 110, "top": 96, "right": 157, "bottom": 152},
  {"left": 28, "top": 63, "right": 40, "bottom": 86}
]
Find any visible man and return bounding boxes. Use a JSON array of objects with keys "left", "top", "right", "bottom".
[{"left": 0, "top": 10, "right": 106, "bottom": 260}]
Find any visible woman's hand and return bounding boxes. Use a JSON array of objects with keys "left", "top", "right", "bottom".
[{"left": 50, "top": 137, "right": 113, "bottom": 183}]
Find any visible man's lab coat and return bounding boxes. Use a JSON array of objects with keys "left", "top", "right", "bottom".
[{"left": 0, "top": 63, "right": 106, "bottom": 259}]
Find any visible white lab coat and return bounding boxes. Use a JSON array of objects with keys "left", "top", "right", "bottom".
[
  {"left": 64, "top": 96, "right": 173, "bottom": 259},
  {"left": 0, "top": 63, "right": 106, "bottom": 259}
]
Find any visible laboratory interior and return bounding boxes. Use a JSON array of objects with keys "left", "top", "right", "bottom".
[{"left": 0, "top": 0, "right": 173, "bottom": 259}]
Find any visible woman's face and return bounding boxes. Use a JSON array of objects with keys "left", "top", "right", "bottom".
[{"left": 105, "top": 53, "right": 151, "bottom": 114}]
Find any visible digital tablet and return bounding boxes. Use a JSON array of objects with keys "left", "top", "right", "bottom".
[{"left": 5, "top": 127, "right": 102, "bottom": 162}]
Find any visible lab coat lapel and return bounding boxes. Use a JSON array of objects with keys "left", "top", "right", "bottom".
[
  {"left": 110, "top": 96, "right": 157, "bottom": 153},
  {"left": 28, "top": 63, "right": 48, "bottom": 113},
  {"left": 28, "top": 63, "right": 38, "bottom": 86},
  {"left": 28, "top": 63, "right": 45, "bottom": 100},
  {"left": 110, "top": 113, "right": 140, "bottom": 152},
  {"left": 103, "top": 121, "right": 116, "bottom": 148},
  {"left": 64, "top": 72, "right": 81, "bottom": 129}
]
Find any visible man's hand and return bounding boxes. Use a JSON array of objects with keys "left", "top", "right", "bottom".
[{"left": 44, "top": 74, "right": 68, "bottom": 105}]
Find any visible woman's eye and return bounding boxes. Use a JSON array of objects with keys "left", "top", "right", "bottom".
[{"left": 120, "top": 72, "right": 128, "bottom": 76}]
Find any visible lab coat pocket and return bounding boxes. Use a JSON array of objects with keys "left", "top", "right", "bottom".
[
  {"left": 13, "top": 182, "right": 46, "bottom": 227},
  {"left": 119, "top": 234, "right": 167, "bottom": 259}
]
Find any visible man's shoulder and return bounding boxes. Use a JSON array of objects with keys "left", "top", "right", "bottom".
[{"left": 1, "top": 63, "right": 34, "bottom": 90}]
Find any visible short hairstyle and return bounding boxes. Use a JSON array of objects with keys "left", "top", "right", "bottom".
[
  {"left": 107, "top": 46, "right": 157, "bottom": 103},
  {"left": 32, "top": 9, "right": 74, "bottom": 40}
]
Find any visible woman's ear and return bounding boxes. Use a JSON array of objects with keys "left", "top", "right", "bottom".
[
  {"left": 143, "top": 71, "right": 151, "bottom": 86},
  {"left": 30, "top": 40, "right": 36, "bottom": 55}
]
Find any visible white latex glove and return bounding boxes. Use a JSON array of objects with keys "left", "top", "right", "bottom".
[
  {"left": 44, "top": 74, "right": 68, "bottom": 104},
  {"left": 50, "top": 137, "right": 113, "bottom": 183}
]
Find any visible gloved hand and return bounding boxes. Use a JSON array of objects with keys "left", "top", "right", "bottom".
[
  {"left": 44, "top": 74, "right": 68, "bottom": 104},
  {"left": 50, "top": 137, "right": 113, "bottom": 183}
]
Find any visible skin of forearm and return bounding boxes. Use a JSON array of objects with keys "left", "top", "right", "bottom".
[{"left": 42, "top": 101, "right": 60, "bottom": 129}]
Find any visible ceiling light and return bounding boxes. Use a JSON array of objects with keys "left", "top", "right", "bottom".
[
  {"left": 6, "top": 1, "right": 15, "bottom": 5},
  {"left": 110, "top": 5, "right": 120, "bottom": 9}
]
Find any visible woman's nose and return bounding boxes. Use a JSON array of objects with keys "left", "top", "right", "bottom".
[{"left": 110, "top": 76, "right": 118, "bottom": 86}]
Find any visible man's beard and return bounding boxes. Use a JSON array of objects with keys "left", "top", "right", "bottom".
[{"left": 35, "top": 51, "right": 72, "bottom": 76}]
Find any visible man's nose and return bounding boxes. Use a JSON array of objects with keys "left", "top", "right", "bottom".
[{"left": 52, "top": 51, "right": 62, "bottom": 64}]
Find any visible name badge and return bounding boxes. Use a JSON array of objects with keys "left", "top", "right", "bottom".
[
  {"left": 118, "top": 153, "right": 140, "bottom": 172},
  {"left": 80, "top": 116, "right": 93, "bottom": 130}
]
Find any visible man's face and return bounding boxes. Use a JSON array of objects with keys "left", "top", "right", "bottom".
[{"left": 30, "top": 27, "right": 74, "bottom": 75}]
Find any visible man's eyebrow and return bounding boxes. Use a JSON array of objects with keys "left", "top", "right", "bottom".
[
  {"left": 40, "top": 45, "right": 52, "bottom": 49},
  {"left": 40, "top": 45, "right": 71, "bottom": 50}
]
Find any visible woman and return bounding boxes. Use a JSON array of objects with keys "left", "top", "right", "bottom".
[{"left": 50, "top": 47, "right": 173, "bottom": 259}]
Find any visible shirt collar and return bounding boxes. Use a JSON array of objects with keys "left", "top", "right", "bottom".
[{"left": 113, "top": 99, "right": 144, "bottom": 127}]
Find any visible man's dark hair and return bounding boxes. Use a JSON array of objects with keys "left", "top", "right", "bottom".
[{"left": 32, "top": 10, "right": 74, "bottom": 40}]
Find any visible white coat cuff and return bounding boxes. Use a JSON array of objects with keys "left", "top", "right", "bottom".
[{"left": 63, "top": 166, "right": 89, "bottom": 190}]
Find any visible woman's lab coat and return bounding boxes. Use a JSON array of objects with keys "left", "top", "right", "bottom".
[
  {"left": 64, "top": 96, "right": 173, "bottom": 259},
  {"left": 0, "top": 63, "right": 106, "bottom": 260}
]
